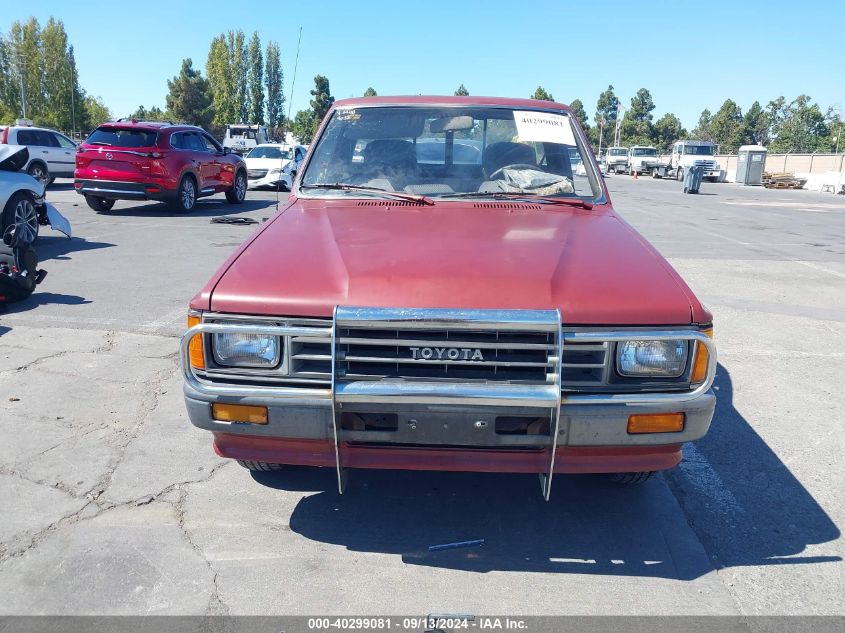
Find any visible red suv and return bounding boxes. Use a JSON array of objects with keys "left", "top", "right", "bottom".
[{"left": 74, "top": 120, "right": 247, "bottom": 213}]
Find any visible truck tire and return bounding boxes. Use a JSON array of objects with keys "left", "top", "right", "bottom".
[
  {"left": 237, "top": 460, "right": 285, "bottom": 472},
  {"left": 652, "top": 168, "right": 659, "bottom": 178},
  {"left": 609, "top": 471, "right": 655, "bottom": 484},
  {"left": 676, "top": 167, "right": 684, "bottom": 181}
]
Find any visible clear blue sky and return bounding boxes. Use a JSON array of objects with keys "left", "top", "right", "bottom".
[{"left": 10, "top": 0, "right": 845, "bottom": 129}]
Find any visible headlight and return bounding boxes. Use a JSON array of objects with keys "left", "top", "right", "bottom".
[
  {"left": 268, "top": 168, "right": 281, "bottom": 175},
  {"left": 617, "top": 340, "right": 688, "bottom": 377},
  {"left": 212, "top": 332, "right": 281, "bottom": 368}
]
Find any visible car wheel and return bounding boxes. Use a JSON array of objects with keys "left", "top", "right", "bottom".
[
  {"left": 676, "top": 167, "right": 684, "bottom": 181},
  {"left": 174, "top": 175, "right": 197, "bottom": 213},
  {"left": 1, "top": 191, "right": 39, "bottom": 242},
  {"left": 237, "top": 460, "right": 284, "bottom": 472},
  {"left": 85, "top": 195, "right": 115, "bottom": 213},
  {"left": 609, "top": 471, "right": 655, "bottom": 484},
  {"left": 225, "top": 170, "right": 247, "bottom": 204},
  {"left": 27, "top": 163, "right": 50, "bottom": 187}
]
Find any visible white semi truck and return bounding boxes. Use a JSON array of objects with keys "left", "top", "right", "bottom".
[
  {"left": 605, "top": 146, "right": 629, "bottom": 173},
  {"left": 650, "top": 140, "right": 725, "bottom": 181}
]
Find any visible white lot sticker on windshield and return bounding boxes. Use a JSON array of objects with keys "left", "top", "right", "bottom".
[{"left": 514, "top": 111, "right": 576, "bottom": 145}]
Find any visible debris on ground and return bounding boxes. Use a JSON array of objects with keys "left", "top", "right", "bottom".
[
  {"left": 428, "top": 539, "right": 485, "bottom": 552},
  {"left": 762, "top": 171, "right": 807, "bottom": 189},
  {"left": 210, "top": 217, "right": 258, "bottom": 225}
]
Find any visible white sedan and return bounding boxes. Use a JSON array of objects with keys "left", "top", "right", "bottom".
[
  {"left": 0, "top": 145, "right": 71, "bottom": 241},
  {"left": 244, "top": 143, "right": 307, "bottom": 190}
]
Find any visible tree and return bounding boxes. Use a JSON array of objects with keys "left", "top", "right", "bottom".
[
  {"left": 83, "top": 95, "right": 112, "bottom": 127},
  {"left": 742, "top": 101, "right": 769, "bottom": 146},
  {"left": 264, "top": 40, "right": 284, "bottom": 129},
  {"left": 653, "top": 113, "right": 686, "bottom": 152},
  {"left": 709, "top": 99, "right": 744, "bottom": 153},
  {"left": 692, "top": 108, "right": 713, "bottom": 141},
  {"left": 246, "top": 32, "right": 264, "bottom": 124},
  {"left": 595, "top": 84, "right": 620, "bottom": 130},
  {"left": 568, "top": 98, "right": 589, "bottom": 132},
  {"left": 309, "top": 75, "right": 334, "bottom": 125},
  {"left": 165, "top": 58, "right": 213, "bottom": 126},
  {"left": 363, "top": 87, "right": 377, "bottom": 97},
  {"left": 291, "top": 109, "right": 316, "bottom": 144},
  {"left": 228, "top": 30, "right": 248, "bottom": 123},
  {"left": 454, "top": 84, "right": 469, "bottom": 96},
  {"left": 769, "top": 95, "right": 829, "bottom": 153},
  {"left": 531, "top": 86, "right": 554, "bottom": 101},
  {"left": 206, "top": 34, "right": 234, "bottom": 124},
  {"left": 41, "top": 18, "right": 83, "bottom": 131},
  {"left": 620, "top": 88, "right": 656, "bottom": 145}
]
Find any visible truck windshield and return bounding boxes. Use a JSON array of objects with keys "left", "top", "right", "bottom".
[
  {"left": 300, "top": 105, "right": 601, "bottom": 201},
  {"left": 632, "top": 148, "right": 657, "bottom": 156},
  {"left": 609, "top": 148, "right": 627, "bottom": 156},
  {"left": 684, "top": 145, "right": 715, "bottom": 155}
]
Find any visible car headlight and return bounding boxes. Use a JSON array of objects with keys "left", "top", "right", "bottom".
[
  {"left": 212, "top": 332, "right": 281, "bottom": 368},
  {"left": 617, "top": 340, "right": 688, "bottom": 377}
]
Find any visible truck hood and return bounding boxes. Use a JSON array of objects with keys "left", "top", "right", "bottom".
[{"left": 207, "top": 199, "right": 703, "bottom": 324}]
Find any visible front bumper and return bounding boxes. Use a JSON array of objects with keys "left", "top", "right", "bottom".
[
  {"left": 181, "top": 309, "right": 717, "bottom": 498},
  {"left": 247, "top": 172, "right": 291, "bottom": 189}
]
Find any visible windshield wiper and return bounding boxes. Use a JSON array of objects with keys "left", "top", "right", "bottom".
[
  {"left": 440, "top": 191, "right": 593, "bottom": 210},
  {"left": 300, "top": 183, "right": 434, "bottom": 206}
]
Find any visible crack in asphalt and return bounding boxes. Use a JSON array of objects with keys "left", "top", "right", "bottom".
[{"left": 172, "top": 468, "right": 232, "bottom": 616}]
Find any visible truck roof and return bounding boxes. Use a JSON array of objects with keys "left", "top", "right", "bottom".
[{"left": 333, "top": 95, "right": 574, "bottom": 114}]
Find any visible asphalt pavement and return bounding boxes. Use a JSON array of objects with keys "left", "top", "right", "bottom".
[{"left": 0, "top": 176, "right": 842, "bottom": 617}]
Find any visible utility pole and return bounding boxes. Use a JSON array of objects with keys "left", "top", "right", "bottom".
[
  {"left": 16, "top": 53, "right": 27, "bottom": 119},
  {"left": 70, "top": 59, "right": 76, "bottom": 137}
]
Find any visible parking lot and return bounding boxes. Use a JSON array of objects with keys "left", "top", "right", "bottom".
[{"left": 0, "top": 177, "right": 842, "bottom": 616}]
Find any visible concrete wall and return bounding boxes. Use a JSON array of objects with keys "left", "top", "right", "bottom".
[{"left": 716, "top": 153, "right": 845, "bottom": 182}]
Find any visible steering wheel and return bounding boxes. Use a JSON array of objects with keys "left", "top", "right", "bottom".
[{"left": 488, "top": 163, "right": 539, "bottom": 180}]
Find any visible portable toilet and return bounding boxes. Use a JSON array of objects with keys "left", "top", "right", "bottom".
[{"left": 736, "top": 145, "right": 767, "bottom": 185}]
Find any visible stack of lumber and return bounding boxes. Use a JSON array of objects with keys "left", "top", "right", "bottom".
[{"left": 762, "top": 172, "right": 807, "bottom": 189}]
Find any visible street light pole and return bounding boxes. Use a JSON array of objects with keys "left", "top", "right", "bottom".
[
  {"left": 70, "top": 59, "right": 76, "bottom": 137},
  {"left": 16, "top": 53, "right": 27, "bottom": 119}
]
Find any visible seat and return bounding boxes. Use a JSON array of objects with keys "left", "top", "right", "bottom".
[
  {"left": 482, "top": 141, "right": 536, "bottom": 178},
  {"left": 361, "top": 140, "right": 418, "bottom": 189}
]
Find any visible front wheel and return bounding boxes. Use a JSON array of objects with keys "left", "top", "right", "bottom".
[
  {"left": 173, "top": 175, "right": 197, "bottom": 213},
  {"left": 676, "top": 167, "right": 684, "bottom": 181},
  {"left": 85, "top": 195, "right": 115, "bottom": 213},
  {"left": 1, "top": 191, "right": 39, "bottom": 242},
  {"left": 225, "top": 171, "right": 247, "bottom": 204}
]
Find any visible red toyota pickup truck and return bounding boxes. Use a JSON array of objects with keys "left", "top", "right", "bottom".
[{"left": 181, "top": 96, "right": 716, "bottom": 499}]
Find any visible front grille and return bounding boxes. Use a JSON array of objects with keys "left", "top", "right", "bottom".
[
  {"left": 336, "top": 327, "right": 556, "bottom": 383},
  {"left": 693, "top": 160, "right": 716, "bottom": 168},
  {"left": 198, "top": 315, "right": 614, "bottom": 392},
  {"left": 247, "top": 169, "right": 268, "bottom": 179}
]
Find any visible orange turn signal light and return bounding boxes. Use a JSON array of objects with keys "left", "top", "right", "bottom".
[
  {"left": 187, "top": 314, "right": 205, "bottom": 369},
  {"left": 211, "top": 403, "right": 268, "bottom": 425},
  {"left": 627, "top": 413, "right": 685, "bottom": 434},
  {"left": 691, "top": 328, "right": 714, "bottom": 384}
]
